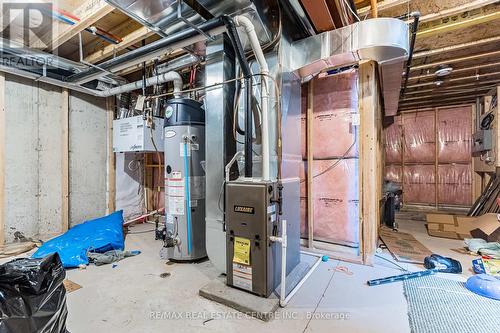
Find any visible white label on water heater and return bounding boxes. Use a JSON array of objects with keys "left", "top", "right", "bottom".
[
  {"left": 168, "top": 197, "right": 185, "bottom": 215},
  {"left": 233, "top": 263, "right": 252, "bottom": 292},
  {"left": 167, "top": 177, "right": 185, "bottom": 215}
]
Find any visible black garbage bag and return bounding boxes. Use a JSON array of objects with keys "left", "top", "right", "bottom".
[{"left": 0, "top": 253, "right": 68, "bottom": 333}]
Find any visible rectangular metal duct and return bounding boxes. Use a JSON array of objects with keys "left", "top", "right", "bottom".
[
  {"left": 105, "top": 0, "right": 272, "bottom": 45},
  {"left": 290, "top": 18, "right": 409, "bottom": 116}
]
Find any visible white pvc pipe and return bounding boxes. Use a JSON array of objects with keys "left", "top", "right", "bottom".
[
  {"left": 100, "top": 71, "right": 183, "bottom": 97},
  {"left": 0, "top": 65, "right": 183, "bottom": 98},
  {"left": 269, "top": 219, "right": 324, "bottom": 307},
  {"left": 283, "top": 252, "right": 322, "bottom": 306},
  {"left": 234, "top": 15, "right": 270, "bottom": 181}
]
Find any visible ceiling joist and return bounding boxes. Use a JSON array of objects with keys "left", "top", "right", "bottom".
[{"left": 48, "top": 0, "right": 114, "bottom": 51}]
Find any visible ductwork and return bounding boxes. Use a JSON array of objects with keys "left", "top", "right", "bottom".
[{"left": 290, "top": 18, "right": 409, "bottom": 116}]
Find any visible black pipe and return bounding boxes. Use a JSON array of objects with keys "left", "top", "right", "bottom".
[
  {"left": 222, "top": 16, "right": 253, "bottom": 178},
  {"left": 65, "top": 17, "right": 227, "bottom": 83},
  {"left": 400, "top": 11, "right": 420, "bottom": 98}
]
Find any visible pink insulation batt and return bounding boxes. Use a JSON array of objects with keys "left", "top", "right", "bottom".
[
  {"left": 438, "top": 163, "right": 472, "bottom": 206},
  {"left": 385, "top": 116, "right": 402, "bottom": 163},
  {"left": 299, "top": 71, "right": 360, "bottom": 246},
  {"left": 385, "top": 164, "right": 402, "bottom": 185},
  {"left": 300, "top": 160, "right": 359, "bottom": 246},
  {"left": 437, "top": 106, "right": 472, "bottom": 163},
  {"left": 403, "top": 111, "right": 435, "bottom": 163},
  {"left": 301, "top": 72, "right": 358, "bottom": 160},
  {"left": 403, "top": 164, "right": 436, "bottom": 204}
]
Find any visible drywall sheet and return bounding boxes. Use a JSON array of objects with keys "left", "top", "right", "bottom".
[
  {"left": 403, "top": 164, "right": 436, "bottom": 204},
  {"left": 69, "top": 92, "right": 107, "bottom": 226},
  {"left": 403, "top": 111, "right": 435, "bottom": 163},
  {"left": 385, "top": 115, "right": 402, "bottom": 163},
  {"left": 437, "top": 106, "right": 472, "bottom": 163},
  {"left": 438, "top": 163, "right": 472, "bottom": 206}
]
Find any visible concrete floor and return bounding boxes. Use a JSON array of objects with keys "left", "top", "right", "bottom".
[
  {"left": 60, "top": 217, "right": 472, "bottom": 333},
  {"left": 0, "top": 216, "right": 473, "bottom": 332}
]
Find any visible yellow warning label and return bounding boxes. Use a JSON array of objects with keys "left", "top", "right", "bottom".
[{"left": 233, "top": 237, "right": 251, "bottom": 265}]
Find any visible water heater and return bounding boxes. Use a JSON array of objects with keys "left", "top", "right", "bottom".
[{"left": 163, "top": 98, "right": 207, "bottom": 261}]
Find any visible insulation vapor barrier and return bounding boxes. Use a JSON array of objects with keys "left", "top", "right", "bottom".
[
  {"left": 403, "top": 111, "right": 435, "bottom": 163},
  {"left": 385, "top": 115, "right": 402, "bottom": 163},
  {"left": 437, "top": 106, "right": 472, "bottom": 163},
  {"left": 438, "top": 163, "right": 472, "bottom": 206},
  {"left": 300, "top": 71, "right": 359, "bottom": 247},
  {"left": 403, "top": 164, "right": 436, "bottom": 204},
  {"left": 384, "top": 106, "right": 473, "bottom": 206},
  {"left": 385, "top": 164, "right": 402, "bottom": 185}
]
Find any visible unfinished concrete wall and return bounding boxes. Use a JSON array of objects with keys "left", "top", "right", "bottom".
[
  {"left": 38, "top": 82, "right": 64, "bottom": 236},
  {"left": 69, "top": 92, "right": 107, "bottom": 226},
  {"left": 1, "top": 75, "right": 109, "bottom": 242},
  {"left": 4, "top": 75, "right": 39, "bottom": 241}
]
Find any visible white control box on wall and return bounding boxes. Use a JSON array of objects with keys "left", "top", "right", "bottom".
[{"left": 113, "top": 116, "right": 164, "bottom": 152}]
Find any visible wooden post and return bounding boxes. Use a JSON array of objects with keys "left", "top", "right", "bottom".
[
  {"left": 106, "top": 97, "right": 116, "bottom": 214},
  {"left": 358, "top": 61, "right": 382, "bottom": 265},
  {"left": 0, "top": 73, "right": 5, "bottom": 245},
  {"left": 61, "top": 89, "right": 69, "bottom": 232},
  {"left": 370, "top": 0, "right": 378, "bottom": 18},
  {"left": 435, "top": 108, "right": 439, "bottom": 209},
  {"left": 307, "top": 81, "right": 314, "bottom": 248}
]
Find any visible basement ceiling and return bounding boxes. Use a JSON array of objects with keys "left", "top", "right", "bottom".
[{"left": 353, "top": 0, "right": 500, "bottom": 111}]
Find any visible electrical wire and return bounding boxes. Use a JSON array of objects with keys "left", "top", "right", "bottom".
[{"left": 342, "top": 0, "right": 361, "bottom": 22}]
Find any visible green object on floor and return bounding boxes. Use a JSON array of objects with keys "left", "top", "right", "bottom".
[
  {"left": 87, "top": 250, "right": 141, "bottom": 266},
  {"left": 404, "top": 276, "right": 500, "bottom": 333},
  {"left": 465, "top": 238, "right": 500, "bottom": 258}
]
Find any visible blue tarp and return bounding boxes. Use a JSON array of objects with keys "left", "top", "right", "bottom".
[{"left": 32, "top": 211, "right": 125, "bottom": 268}]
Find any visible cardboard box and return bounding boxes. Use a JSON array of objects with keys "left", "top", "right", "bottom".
[
  {"left": 426, "top": 214, "right": 456, "bottom": 225},
  {"left": 468, "top": 213, "right": 500, "bottom": 242}
]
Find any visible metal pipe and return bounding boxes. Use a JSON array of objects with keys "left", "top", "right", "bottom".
[
  {"left": 400, "top": 11, "right": 420, "bottom": 98},
  {"left": 65, "top": 17, "right": 228, "bottom": 84},
  {"left": 234, "top": 15, "right": 271, "bottom": 181}
]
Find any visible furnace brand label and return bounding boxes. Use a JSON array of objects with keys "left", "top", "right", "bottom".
[
  {"left": 232, "top": 263, "right": 253, "bottom": 292},
  {"left": 233, "top": 205, "right": 255, "bottom": 214}
]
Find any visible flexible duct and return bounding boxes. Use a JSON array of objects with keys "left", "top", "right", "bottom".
[{"left": 234, "top": 15, "right": 270, "bottom": 181}]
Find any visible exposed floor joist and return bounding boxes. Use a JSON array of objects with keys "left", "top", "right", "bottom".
[{"left": 49, "top": 0, "right": 114, "bottom": 52}]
